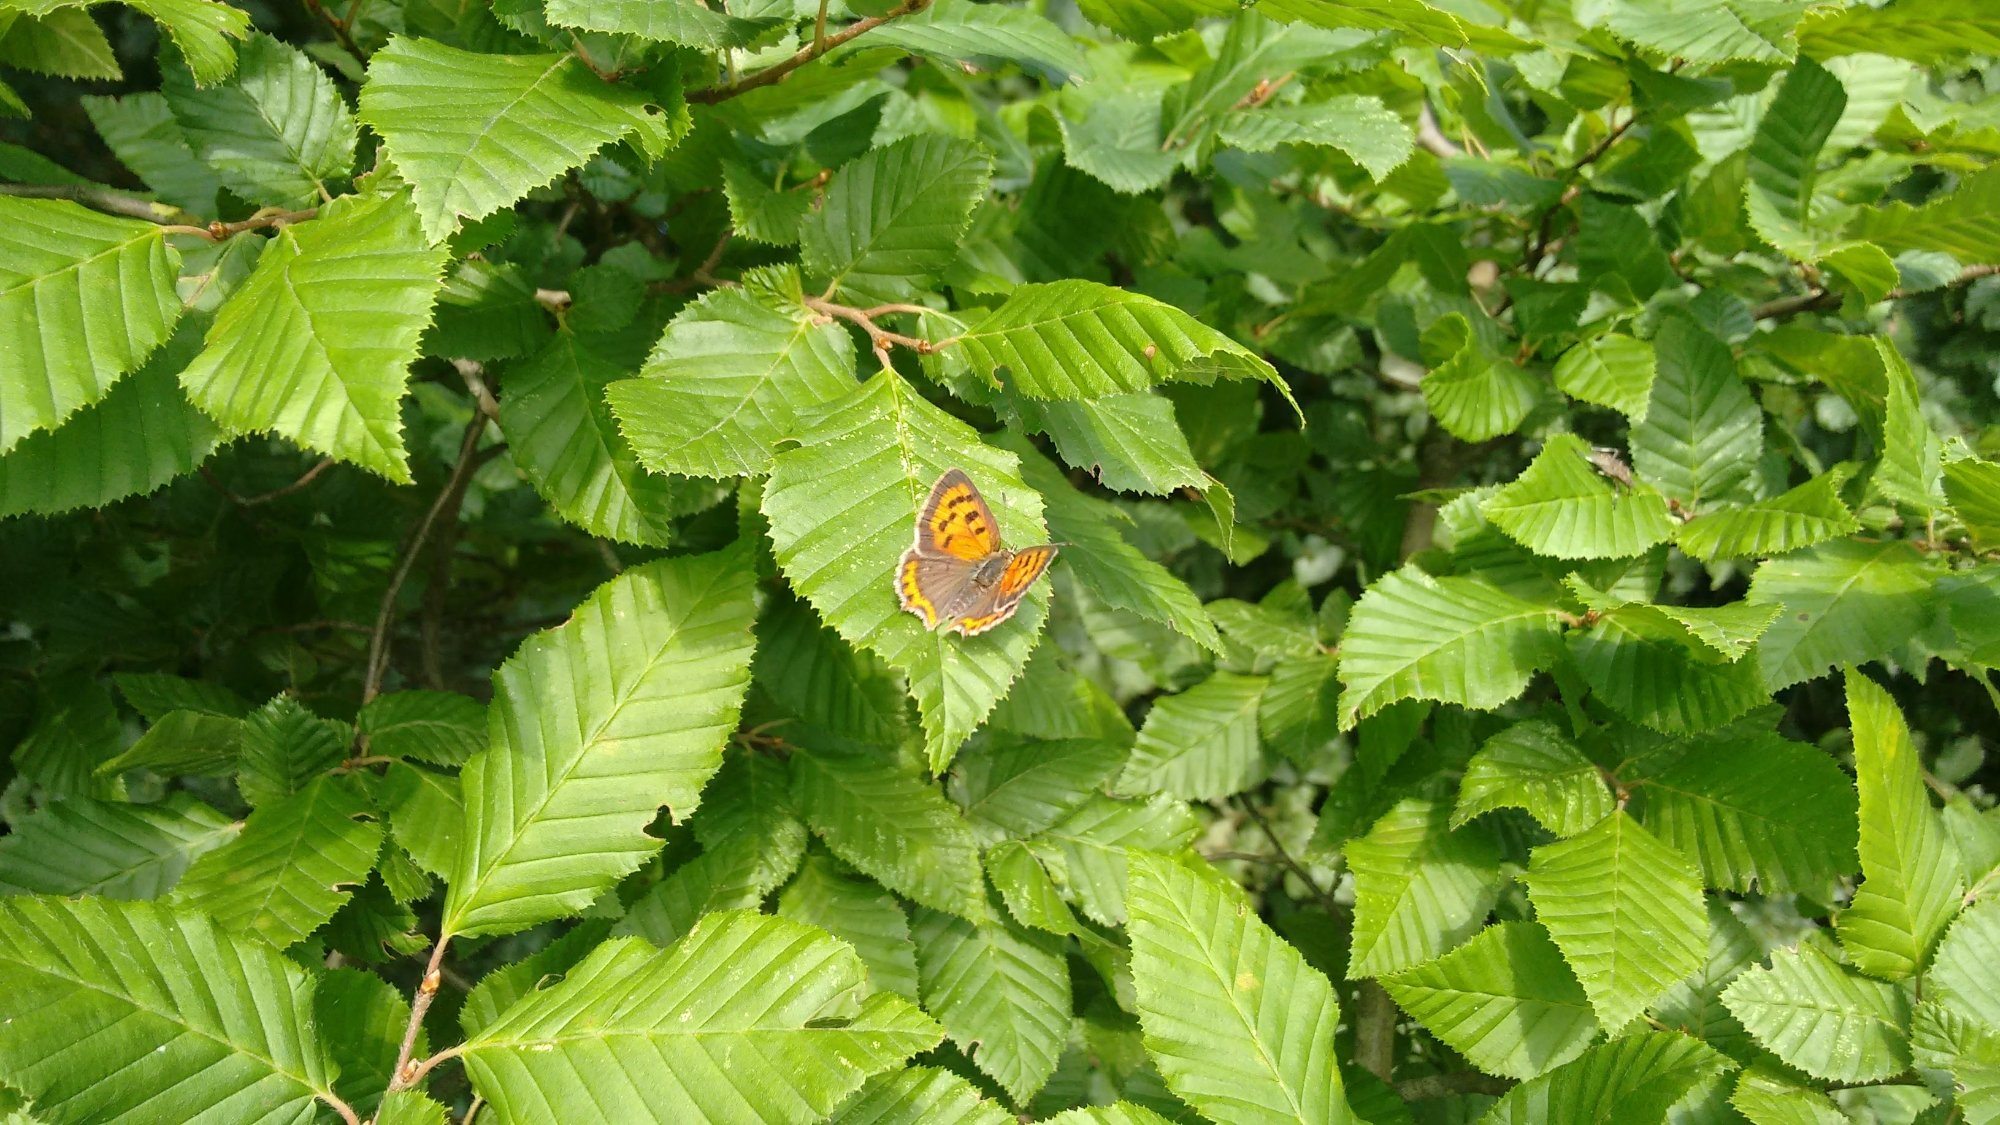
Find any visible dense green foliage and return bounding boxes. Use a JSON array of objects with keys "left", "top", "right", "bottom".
[{"left": 1, "top": 0, "right": 1999, "bottom": 1122}]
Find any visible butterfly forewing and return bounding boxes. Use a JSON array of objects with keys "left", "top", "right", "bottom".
[{"left": 919, "top": 468, "right": 1004, "bottom": 561}]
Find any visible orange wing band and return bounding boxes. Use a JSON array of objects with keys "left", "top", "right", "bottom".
[
  {"left": 896, "top": 554, "right": 939, "bottom": 627},
  {"left": 997, "top": 546, "right": 1058, "bottom": 595},
  {"left": 924, "top": 476, "right": 1002, "bottom": 561}
]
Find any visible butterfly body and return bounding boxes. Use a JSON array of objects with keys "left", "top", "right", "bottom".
[{"left": 896, "top": 468, "right": 1059, "bottom": 636}]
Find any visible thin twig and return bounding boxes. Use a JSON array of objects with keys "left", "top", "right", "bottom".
[
  {"left": 233, "top": 458, "right": 335, "bottom": 505},
  {"left": 363, "top": 412, "right": 488, "bottom": 704},
  {"left": 452, "top": 358, "right": 501, "bottom": 423},
  {"left": 687, "top": 0, "right": 932, "bottom": 104},
  {"left": 803, "top": 294, "right": 934, "bottom": 370},
  {"left": 0, "top": 182, "right": 194, "bottom": 225},
  {"left": 317, "top": 1094, "right": 363, "bottom": 1125},
  {"left": 692, "top": 229, "right": 737, "bottom": 288},
  {"left": 388, "top": 939, "right": 453, "bottom": 1092},
  {"left": 1237, "top": 799, "right": 1345, "bottom": 922},
  {"left": 160, "top": 206, "right": 320, "bottom": 243},
  {"left": 299, "top": 0, "right": 366, "bottom": 64},
  {"left": 1752, "top": 263, "right": 2000, "bottom": 320},
  {"left": 1415, "top": 103, "right": 1462, "bottom": 159}
]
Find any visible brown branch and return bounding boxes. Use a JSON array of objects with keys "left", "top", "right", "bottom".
[
  {"left": 363, "top": 411, "right": 489, "bottom": 704},
  {"left": 235, "top": 458, "right": 335, "bottom": 505},
  {"left": 0, "top": 182, "right": 195, "bottom": 225},
  {"left": 1520, "top": 111, "right": 1637, "bottom": 274},
  {"left": 317, "top": 1093, "right": 363, "bottom": 1125},
  {"left": 803, "top": 294, "right": 935, "bottom": 371},
  {"left": 1415, "top": 103, "right": 1462, "bottom": 159},
  {"left": 300, "top": 0, "right": 366, "bottom": 65},
  {"left": 1353, "top": 980, "right": 1398, "bottom": 1083},
  {"left": 388, "top": 939, "right": 454, "bottom": 1092},
  {"left": 1237, "top": 799, "right": 1346, "bottom": 923},
  {"left": 1753, "top": 263, "right": 2000, "bottom": 321},
  {"left": 1396, "top": 1072, "right": 1513, "bottom": 1100},
  {"left": 687, "top": 0, "right": 932, "bottom": 104}
]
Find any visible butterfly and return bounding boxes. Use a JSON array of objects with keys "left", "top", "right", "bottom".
[{"left": 896, "top": 468, "right": 1060, "bottom": 636}]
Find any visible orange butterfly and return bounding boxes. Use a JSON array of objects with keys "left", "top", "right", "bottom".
[{"left": 896, "top": 468, "right": 1059, "bottom": 636}]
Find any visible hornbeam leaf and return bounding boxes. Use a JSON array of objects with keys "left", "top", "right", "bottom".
[
  {"left": 607, "top": 286, "right": 856, "bottom": 479},
  {"left": 358, "top": 36, "right": 680, "bottom": 242},
  {"left": 0, "top": 196, "right": 182, "bottom": 455},
  {"left": 1747, "top": 540, "right": 1944, "bottom": 689},
  {"left": 1523, "top": 810, "right": 1708, "bottom": 1031},
  {"left": 1743, "top": 56, "right": 1847, "bottom": 260},
  {"left": 1851, "top": 164, "right": 2000, "bottom": 265},
  {"left": 1721, "top": 942, "right": 1911, "bottom": 1082},
  {"left": 162, "top": 33, "right": 355, "bottom": 207},
  {"left": 1482, "top": 1032, "right": 1735, "bottom": 1124},
  {"left": 441, "top": 548, "right": 757, "bottom": 939},
  {"left": 827, "top": 1066, "right": 1013, "bottom": 1124},
  {"left": 763, "top": 371, "right": 1049, "bottom": 771},
  {"left": 954, "top": 279, "right": 1291, "bottom": 408},
  {"left": 1553, "top": 333, "right": 1655, "bottom": 420},
  {"left": 1216, "top": 96, "right": 1415, "bottom": 180},
  {"left": 800, "top": 135, "right": 991, "bottom": 304},
  {"left": 171, "top": 775, "right": 382, "bottom": 948},
  {"left": 1674, "top": 471, "right": 1860, "bottom": 561},
  {"left": 1335, "top": 566, "right": 1563, "bottom": 727},
  {"left": 1566, "top": 604, "right": 1769, "bottom": 733},
  {"left": 1800, "top": 0, "right": 2000, "bottom": 63},
  {"left": 849, "top": 3, "right": 1091, "bottom": 86},
  {"left": 178, "top": 191, "right": 447, "bottom": 484},
  {"left": 459, "top": 912, "right": 942, "bottom": 1123},
  {"left": 1118, "top": 671, "right": 1268, "bottom": 800},
  {"left": 1452, "top": 720, "right": 1614, "bottom": 838},
  {"left": 791, "top": 738, "right": 989, "bottom": 923},
  {"left": 1630, "top": 320, "right": 1763, "bottom": 509},
  {"left": 1346, "top": 798, "right": 1505, "bottom": 979},
  {"left": 1420, "top": 314, "right": 1538, "bottom": 442},
  {"left": 1126, "top": 852, "right": 1354, "bottom": 1124},
  {"left": 0, "top": 896, "right": 340, "bottom": 1123},
  {"left": 498, "top": 328, "right": 681, "bottom": 545},
  {"left": 1482, "top": 433, "right": 1677, "bottom": 560},
  {"left": 910, "top": 907, "right": 1069, "bottom": 1104},
  {"left": 1251, "top": 0, "right": 1466, "bottom": 48},
  {"left": 1930, "top": 899, "right": 2000, "bottom": 1031},
  {"left": 776, "top": 853, "right": 920, "bottom": 1002},
  {"left": 1836, "top": 669, "right": 1962, "bottom": 979},
  {"left": 0, "top": 793, "right": 238, "bottom": 899},
  {"left": 1382, "top": 922, "right": 1597, "bottom": 1080},
  {"left": 543, "top": 0, "right": 778, "bottom": 49}
]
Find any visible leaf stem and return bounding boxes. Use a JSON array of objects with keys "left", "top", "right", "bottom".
[
  {"left": 1752, "top": 263, "right": 2000, "bottom": 320},
  {"left": 1236, "top": 799, "right": 1345, "bottom": 922},
  {"left": 803, "top": 294, "right": 937, "bottom": 370},
  {"left": 687, "top": 0, "right": 932, "bottom": 105},
  {"left": 0, "top": 182, "right": 196, "bottom": 225}
]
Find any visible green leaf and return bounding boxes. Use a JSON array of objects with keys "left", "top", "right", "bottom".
[
  {"left": 127, "top": 0, "right": 251, "bottom": 85},
  {"left": 1523, "top": 810, "right": 1708, "bottom": 1031},
  {"left": 1054, "top": 89, "right": 1182, "bottom": 194},
  {"left": 720, "top": 162, "right": 812, "bottom": 246},
  {"left": 1946, "top": 456, "right": 2000, "bottom": 549},
  {"left": 1799, "top": 0, "right": 2000, "bottom": 64},
  {"left": 827, "top": 1066, "right": 1014, "bottom": 1124},
  {"left": 608, "top": 286, "right": 856, "bottom": 479},
  {"left": 1874, "top": 336, "right": 1946, "bottom": 516},
  {"left": 498, "top": 328, "right": 680, "bottom": 545},
  {"left": 1851, "top": 164, "right": 2000, "bottom": 264},
  {"left": 235, "top": 695, "right": 350, "bottom": 808},
  {"left": 1837, "top": 669, "right": 1962, "bottom": 979},
  {"left": 1481, "top": 1031, "right": 1735, "bottom": 1124},
  {"left": 1259, "top": 656, "right": 1340, "bottom": 765},
  {"left": 356, "top": 690, "right": 486, "bottom": 766},
  {"left": 458, "top": 912, "right": 943, "bottom": 1123},
  {"left": 853, "top": 3, "right": 1091, "bottom": 86},
  {"left": 161, "top": 33, "right": 355, "bottom": 207},
  {"left": 1010, "top": 437, "right": 1220, "bottom": 651},
  {"left": 1743, "top": 56, "right": 1847, "bottom": 259},
  {"left": 911, "top": 907, "right": 1070, "bottom": 1104},
  {"left": 752, "top": 595, "right": 910, "bottom": 745},
  {"left": 0, "top": 7, "right": 116, "bottom": 79},
  {"left": 1553, "top": 333, "right": 1656, "bottom": 420},
  {"left": 1074, "top": 0, "right": 1233, "bottom": 40},
  {"left": 0, "top": 197, "right": 182, "bottom": 456},
  {"left": 1567, "top": 604, "right": 1770, "bottom": 733},
  {"left": 986, "top": 839, "right": 1085, "bottom": 936},
  {"left": 177, "top": 191, "right": 447, "bottom": 484},
  {"left": 1483, "top": 433, "right": 1677, "bottom": 560},
  {"left": 800, "top": 135, "right": 991, "bottom": 303},
  {"left": 1382, "top": 921, "right": 1597, "bottom": 1080},
  {"left": 0, "top": 896, "right": 339, "bottom": 1123},
  {"left": 1730, "top": 1059, "right": 1848, "bottom": 1125},
  {"left": 1216, "top": 96, "right": 1415, "bottom": 180},
  {"left": 1721, "top": 942, "right": 1911, "bottom": 1082},
  {"left": 81, "top": 91, "right": 225, "bottom": 214},
  {"left": 951, "top": 733, "right": 1128, "bottom": 842},
  {"left": 791, "top": 738, "right": 990, "bottom": 923},
  {"left": 1674, "top": 471, "right": 1860, "bottom": 561},
  {"left": 1346, "top": 798, "right": 1505, "bottom": 979},
  {"left": 379, "top": 762, "right": 461, "bottom": 878},
  {"left": 171, "top": 775, "right": 382, "bottom": 948},
  {"left": 1630, "top": 320, "right": 1763, "bottom": 509},
  {"left": 1335, "top": 566, "right": 1563, "bottom": 728},
  {"left": 693, "top": 749, "right": 811, "bottom": 896},
  {"left": 423, "top": 259, "right": 553, "bottom": 362},
  {"left": 1014, "top": 392, "right": 1205, "bottom": 495},
  {"left": 776, "top": 853, "right": 920, "bottom": 1001},
  {"left": 1746, "top": 540, "right": 1944, "bottom": 689},
  {"left": 762, "top": 371, "right": 1049, "bottom": 771},
  {"left": 1631, "top": 729, "right": 1859, "bottom": 894},
  {"left": 1932, "top": 899, "right": 2000, "bottom": 1031},
  {"left": 0, "top": 330, "right": 222, "bottom": 518},
  {"left": 1125, "top": 852, "right": 1354, "bottom": 1124},
  {"left": 615, "top": 840, "right": 769, "bottom": 948},
  {"left": 0, "top": 794, "right": 237, "bottom": 899},
  {"left": 1118, "top": 671, "right": 1269, "bottom": 801},
  {"left": 954, "top": 279, "right": 1288, "bottom": 404},
  {"left": 1419, "top": 314, "right": 1539, "bottom": 442},
  {"left": 316, "top": 966, "right": 416, "bottom": 1115},
  {"left": 1251, "top": 0, "right": 1467, "bottom": 48},
  {"left": 543, "top": 0, "right": 777, "bottom": 49},
  {"left": 441, "top": 548, "right": 757, "bottom": 939},
  {"left": 357, "top": 36, "right": 679, "bottom": 242},
  {"left": 1452, "top": 720, "right": 1615, "bottom": 838},
  {"left": 1025, "top": 794, "right": 1198, "bottom": 927}
]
